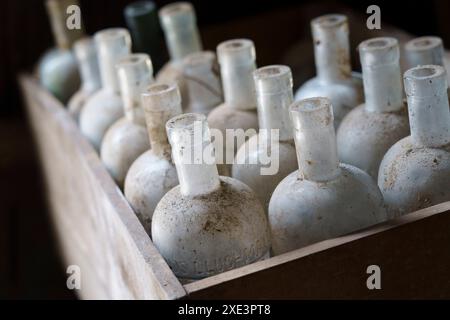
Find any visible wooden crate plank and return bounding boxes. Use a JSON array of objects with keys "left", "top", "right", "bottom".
[
  {"left": 185, "top": 202, "right": 450, "bottom": 299},
  {"left": 19, "top": 75, "right": 186, "bottom": 300}
]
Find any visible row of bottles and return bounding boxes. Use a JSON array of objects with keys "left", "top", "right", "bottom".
[{"left": 40, "top": 0, "right": 450, "bottom": 281}]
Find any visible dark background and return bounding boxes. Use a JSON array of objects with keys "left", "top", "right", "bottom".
[{"left": 0, "top": 0, "right": 449, "bottom": 299}]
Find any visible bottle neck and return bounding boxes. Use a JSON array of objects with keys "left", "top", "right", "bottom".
[
  {"left": 218, "top": 39, "right": 257, "bottom": 110},
  {"left": 46, "top": 0, "right": 84, "bottom": 50},
  {"left": 182, "top": 51, "right": 223, "bottom": 113},
  {"left": 359, "top": 37, "right": 403, "bottom": 113},
  {"left": 159, "top": 2, "right": 202, "bottom": 62},
  {"left": 74, "top": 38, "right": 101, "bottom": 94},
  {"left": 165, "top": 26, "right": 202, "bottom": 62},
  {"left": 405, "top": 36, "right": 445, "bottom": 68},
  {"left": 312, "top": 14, "right": 352, "bottom": 83},
  {"left": 166, "top": 113, "right": 220, "bottom": 197},
  {"left": 124, "top": 1, "right": 164, "bottom": 71},
  {"left": 142, "top": 83, "right": 182, "bottom": 159},
  {"left": 254, "top": 65, "right": 294, "bottom": 141},
  {"left": 404, "top": 65, "right": 450, "bottom": 148},
  {"left": 95, "top": 28, "right": 132, "bottom": 94},
  {"left": 291, "top": 98, "right": 340, "bottom": 182},
  {"left": 117, "top": 54, "right": 154, "bottom": 125}
]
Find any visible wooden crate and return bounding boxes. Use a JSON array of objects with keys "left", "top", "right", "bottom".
[{"left": 19, "top": 75, "right": 450, "bottom": 299}]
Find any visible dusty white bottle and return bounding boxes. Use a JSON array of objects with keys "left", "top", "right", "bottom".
[
  {"left": 100, "top": 54, "right": 153, "bottom": 188},
  {"left": 152, "top": 113, "right": 270, "bottom": 280},
  {"left": 294, "top": 14, "right": 363, "bottom": 127},
  {"left": 378, "top": 65, "right": 450, "bottom": 217},
  {"left": 207, "top": 39, "right": 259, "bottom": 176},
  {"left": 182, "top": 51, "right": 223, "bottom": 114},
  {"left": 156, "top": 2, "right": 202, "bottom": 109},
  {"left": 79, "top": 28, "right": 132, "bottom": 151},
  {"left": 232, "top": 65, "right": 298, "bottom": 210},
  {"left": 337, "top": 37, "right": 410, "bottom": 179},
  {"left": 124, "top": 83, "right": 182, "bottom": 233},
  {"left": 269, "top": 97, "right": 387, "bottom": 255},
  {"left": 68, "top": 37, "right": 101, "bottom": 123}
]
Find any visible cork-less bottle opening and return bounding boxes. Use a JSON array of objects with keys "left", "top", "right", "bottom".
[
  {"left": 146, "top": 83, "right": 173, "bottom": 94},
  {"left": 95, "top": 28, "right": 130, "bottom": 42},
  {"left": 125, "top": 1, "right": 155, "bottom": 16},
  {"left": 409, "top": 66, "right": 440, "bottom": 78},
  {"left": 406, "top": 36, "right": 442, "bottom": 51},
  {"left": 160, "top": 2, "right": 192, "bottom": 16},
  {"left": 226, "top": 41, "right": 243, "bottom": 49},
  {"left": 293, "top": 97, "right": 330, "bottom": 112},
  {"left": 217, "top": 39, "right": 255, "bottom": 65},
  {"left": 255, "top": 65, "right": 284, "bottom": 77},
  {"left": 219, "top": 39, "right": 253, "bottom": 52},
  {"left": 254, "top": 65, "right": 292, "bottom": 96},
  {"left": 117, "top": 53, "right": 149, "bottom": 66},
  {"left": 313, "top": 14, "right": 347, "bottom": 28},
  {"left": 167, "top": 113, "right": 205, "bottom": 131},
  {"left": 290, "top": 97, "right": 334, "bottom": 130},
  {"left": 362, "top": 37, "right": 397, "bottom": 50}
]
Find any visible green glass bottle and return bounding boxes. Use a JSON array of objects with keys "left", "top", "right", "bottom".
[{"left": 124, "top": 1, "right": 165, "bottom": 72}]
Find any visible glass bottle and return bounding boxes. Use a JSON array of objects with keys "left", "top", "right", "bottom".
[
  {"left": 232, "top": 65, "right": 297, "bottom": 211},
  {"left": 182, "top": 51, "right": 223, "bottom": 114},
  {"left": 124, "top": 83, "right": 182, "bottom": 233},
  {"left": 337, "top": 37, "right": 410, "bottom": 179},
  {"left": 379, "top": 65, "right": 450, "bottom": 217},
  {"left": 67, "top": 37, "right": 101, "bottom": 123},
  {"left": 79, "top": 28, "right": 131, "bottom": 151},
  {"left": 100, "top": 54, "right": 153, "bottom": 188},
  {"left": 156, "top": 2, "right": 203, "bottom": 109},
  {"left": 124, "top": 1, "right": 164, "bottom": 72},
  {"left": 152, "top": 113, "right": 270, "bottom": 280},
  {"left": 38, "top": 0, "right": 84, "bottom": 103},
  {"left": 294, "top": 14, "right": 363, "bottom": 127},
  {"left": 207, "top": 39, "right": 259, "bottom": 176},
  {"left": 269, "top": 97, "right": 386, "bottom": 255}
]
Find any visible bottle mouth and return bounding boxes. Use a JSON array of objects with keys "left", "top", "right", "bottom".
[
  {"left": 166, "top": 113, "right": 206, "bottom": 131},
  {"left": 359, "top": 37, "right": 399, "bottom": 66},
  {"left": 166, "top": 113, "right": 209, "bottom": 148},
  {"left": 360, "top": 37, "right": 397, "bottom": 51},
  {"left": 125, "top": 1, "right": 155, "bottom": 16},
  {"left": 404, "top": 65, "right": 448, "bottom": 97},
  {"left": 218, "top": 39, "right": 254, "bottom": 52},
  {"left": 292, "top": 97, "right": 331, "bottom": 112},
  {"left": 145, "top": 83, "right": 176, "bottom": 95},
  {"left": 159, "top": 1, "right": 195, "bottom": 29},
  {"left": 290, "top": 97, "right": 334, "bottom": 130},
  {"left": 117, "top": 53, "right": 151, "bottom": 66},
  {"left": 405, "top": 65, "right": 444, "bottom": 79},
  {"left": 160, "top": 1, "right": 192, "bottom": 15},
  {"left": 217, "top": 39, "right": 255, "bottom": 65},
  {"left": 405, "top": 36, "right": 443, "bottom": 52},
  {"left": 312, "top": 14, "right": 347, "bottom": 28},
  {"left": 94, "top": 28, "right": 130, "bottom": 43},
  {"left": 254, "top": 65, "right": 289, "bottom": 78},
  {"left": 141, "top": 82, "right": 181, "bottom": 114},
  {"left": 253, "top": 65, "right": 293, "bottom": 94}
]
